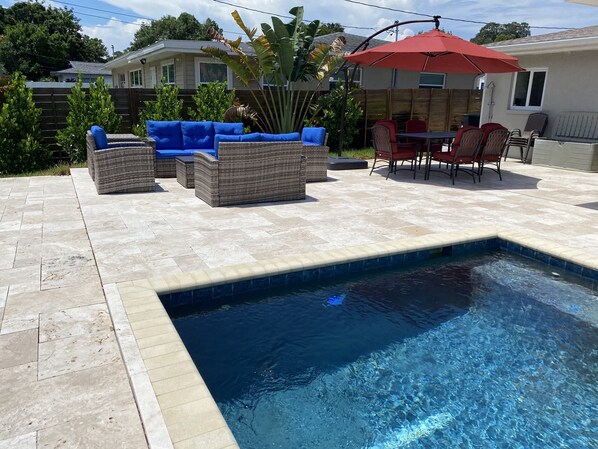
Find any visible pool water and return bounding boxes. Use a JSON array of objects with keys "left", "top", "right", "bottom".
[{"left": 171, "top": 252, "right": 598, "bottom": 448}]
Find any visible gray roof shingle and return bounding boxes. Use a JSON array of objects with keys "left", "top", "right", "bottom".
[
  {"left": 486, "top": 25, "right": 598, "bottom": 47},
  {"left": 54, "top": 61, "right": 111, "bottom": 75},
  {"left": 315, "top": 32, "right": 390, "bottom": 53}
]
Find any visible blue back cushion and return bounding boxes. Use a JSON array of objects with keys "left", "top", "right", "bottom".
[
  {"left": 213, "top": 122, "right": 244, "bottom": 136},
  {"left": 301, "top": 127, "right": 326, "bottom": 145},
  {"left": 90, "top": 125, "right": 108, "bottom": 150},
  {"left": 146, "top": 120, "right": 182, "bottom": 150},
  {"left": 214, "top": 134, "right": 241, "bottom": 158},
  {"left": 240, "top": 132, "right": 261, "bottom": 143},
  {"left": 260, "top": 132, "right": 301, "bottom": 142},
  {"left": 181, "top": 121, "right": 214, "bottom": 150}
]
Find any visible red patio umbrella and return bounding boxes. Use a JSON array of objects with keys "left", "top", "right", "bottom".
[{"left": 345, "top": 29, "right": 523, "bottom": 74}]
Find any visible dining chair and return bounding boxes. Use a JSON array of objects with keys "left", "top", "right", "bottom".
[
  {"left": 370, "top": 123, "right": 418, "bottom": 180},
  {"left": 477, "top": 127, "right": 510, "bottom": 181},
  {"left": 430, "top": 126, "right": 483, "bottom": 184}
]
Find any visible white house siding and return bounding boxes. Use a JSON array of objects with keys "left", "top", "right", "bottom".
[{"left": 481, "top": 50, "right": 598, "bottom": 135}]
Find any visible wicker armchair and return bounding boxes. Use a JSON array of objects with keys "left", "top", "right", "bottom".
[
  {"left": 195, "top": 141, "right": 306, "bottom": 207},
  {"left": 86, "top": 132, "right": 155, "bottom": 194}
]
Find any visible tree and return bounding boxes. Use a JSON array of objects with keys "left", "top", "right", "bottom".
[
  {"left": 471, "top": 22, "right": 530, "bottom": 45},
  {"left": 0, "top": 72, "right": 50, "bottom": 174},
  {"left": 188, "top": 81, "right": 235, "bottom": 122},
  {"left": 203, "top": 7, "right": 345, "bottom": 133},
  {"left": 128, "top": 13, "right": 222, "bottom": 51},
  {"left": 133, "top": 81, "right": 183, "bottom": 136},
  {"left": 317, "top": 22, "right": 344, "bottom": 36},
  {"left": 56, "top": 75, "right": 122, "bottom": 162},
  {"left": 0, "top": 1, "right": 107, "bottom": 80}
]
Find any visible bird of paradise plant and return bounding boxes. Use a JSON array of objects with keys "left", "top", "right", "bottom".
[{"left": 202, "top": 6, "right": 345, "bottom": 133}]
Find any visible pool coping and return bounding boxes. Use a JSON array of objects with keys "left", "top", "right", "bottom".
[{"left": 107, "top": 227, "right": 598, "bottom": 449}]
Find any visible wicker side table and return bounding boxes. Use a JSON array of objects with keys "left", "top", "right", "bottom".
[{"left": 176, "top": 156, "right": 195, "bottom": 188}]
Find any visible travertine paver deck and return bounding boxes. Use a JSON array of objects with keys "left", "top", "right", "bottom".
[{"left": 0, "top": 161, "right": 597, "bottom": 448}]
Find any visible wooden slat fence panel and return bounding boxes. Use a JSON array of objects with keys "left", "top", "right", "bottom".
[{"left": 2, "top": 87, "right": 482, "bottom": 160}]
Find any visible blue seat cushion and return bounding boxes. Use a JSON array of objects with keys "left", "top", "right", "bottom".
[
  {"left": 181, "top": 121, "right": 214, "bottom": 150},
  {"left": 240, "top": 132, "right": 261, "bottom": 142},
  {"left": 213, "top": 122, "right": 244, "bottom": 136},
  {"left": 260, "top": 132, "right": 301, "bottom": 142},
  {"left": 90, "top": 125, "right": 108, "bottom": 150},
  {"left": 301, "top": 127, "right": 326, "bottom": 145},
  {"left": 155, "top": 149, "right": 195, "bottom": 159},
  {"left": 214, "top": 134, "right": 241, "bottom": 158},
  {"left": 147, "top": 121, "right": 182, "bottom": 151}
]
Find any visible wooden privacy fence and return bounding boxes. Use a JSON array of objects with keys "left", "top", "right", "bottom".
[{"left": 27, "top": 87, "right": 481, "bottom": 160}]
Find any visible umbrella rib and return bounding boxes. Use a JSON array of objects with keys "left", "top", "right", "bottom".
[{"left": 462, "top": 54, "right": 485, "bottom": 74}]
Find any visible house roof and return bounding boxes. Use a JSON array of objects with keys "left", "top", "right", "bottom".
[
  {"left": 105, "top": 33, "right": 390, "bottom": 70},
  {"left": 485, "top": 25, "right": 598, "bottom": 55},
  {"left": 52, "top": 61, "right": 111, "bottom": 76},
  {"left": 104, "top": 40, "right": 251, "bottom": 69},
  {"left": 314, "top": 32, "right": 389, "bottom": 53}
]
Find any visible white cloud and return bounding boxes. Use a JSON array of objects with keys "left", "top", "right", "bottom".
[{"left": 82, "top": 18, "right": 146, "bottom": 53}]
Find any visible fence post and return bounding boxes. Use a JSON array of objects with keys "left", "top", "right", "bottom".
[
  {"left": 445, "top": 89, "right": 453, "bottom": 131},
  {"left": 128, "top": 88, "right": 140, "bottom": 127}
]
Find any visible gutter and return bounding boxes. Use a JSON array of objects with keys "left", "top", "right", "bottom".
[{"left": 489, "top": 35, "right": 598, "bottom": 56}]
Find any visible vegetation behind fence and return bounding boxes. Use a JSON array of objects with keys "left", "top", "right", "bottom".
[{"left": 27, "top": 87, "right": 482, "bottom": 161}]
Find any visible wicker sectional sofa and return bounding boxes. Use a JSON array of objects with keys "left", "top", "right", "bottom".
[
  {"left": 143, "top": 120, "right": 328, "bottom": 182},
  {"left": 194, "top": 141, "right": 307, "bottom": 207}
]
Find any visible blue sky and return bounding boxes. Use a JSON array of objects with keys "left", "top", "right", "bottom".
[{"left": 1, "top": 0, "right": 596, "bottom": 53}]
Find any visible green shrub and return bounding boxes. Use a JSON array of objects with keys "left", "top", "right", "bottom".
[
  {"left": 56, "top": 75, "right": 122, "bottom": 163},
  {"left": 188, "top": 81, "right": 235, "bottom": 122},
  {"left": 133, "top": 81, "right": 183, "bottom": 136},
  {"left": 306, "top": 85, "right": 363, "bottom": 151},
  {"left": 0, "top": 72, "right": 50, "bottom": 174}
]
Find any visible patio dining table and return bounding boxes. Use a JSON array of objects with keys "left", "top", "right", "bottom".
[{"left": 397, "top": 131, "right": 456, "bottom": 180}]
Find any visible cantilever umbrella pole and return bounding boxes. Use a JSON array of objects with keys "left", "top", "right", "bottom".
[{"left": 337, "top": 16, "right": 441, "bottom": 155}]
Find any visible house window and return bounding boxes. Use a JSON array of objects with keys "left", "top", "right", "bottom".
[
  {"left": 419, "top": 72, "right": 445, "bottom": 89},
  {"left": 329, "top": 67, "right": 362, "bottom": 90},
  {"left": 511, "top": 69, "right": 547, "bottom": 109},
  {"left": 129, "top": 69, "right": 143, "bottom": 87},
  {"left": 161, "top": 61, "right": 175, "bottom": 85},
  {"left": 197, "top": 61, "right": 228, "bottom": 84},
  {"left": 261, "top": 75, "right": 289, "bottom": 88}
]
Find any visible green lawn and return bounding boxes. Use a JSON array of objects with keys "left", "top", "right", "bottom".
[
  {"left": 330, "top": 147, "right": 374, "bottom": 160},
  {"left": 0, "top": 162, "right": 87, "bottom": 178}
]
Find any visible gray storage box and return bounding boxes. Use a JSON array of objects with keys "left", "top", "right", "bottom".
[
  {"left": 533, "top": 139, "right": 598, "bottom": 172},
  {"left": 531, "top": 112, "right": 598, "bottom": 172}
]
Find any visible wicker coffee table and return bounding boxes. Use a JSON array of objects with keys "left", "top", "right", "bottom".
[{"left": 175, "top": 156, "right": 195, "bottom": 188}]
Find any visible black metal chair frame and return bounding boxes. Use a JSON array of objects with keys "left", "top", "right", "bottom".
[
  {"left": 430, "top": 128, "right": 484, "bottom": 185},
  {"left": 370, "top": 124, "right": 418, "bottom": 180},
  {"left": 477, "top": 128, "right": 510, "bottom": 181},
  {"left": 504, "top": 113, "right": 548, "bottom": 164}
]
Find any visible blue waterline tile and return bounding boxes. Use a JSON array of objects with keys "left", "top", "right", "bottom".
[
  {"left": 251, "top": 277, "right": 271, "bottom": 291},
  {"left": 157, "top": 238, "right": 595, "bottom": 308}
]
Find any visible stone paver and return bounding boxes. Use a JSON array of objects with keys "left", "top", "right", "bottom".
[{"left": 0, "top": 162, "right": 597, "bottom": 448}]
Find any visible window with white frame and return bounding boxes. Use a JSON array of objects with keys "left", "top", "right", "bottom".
[
  {"left": 129, "top": 69, "right": 143, "bottom": 87},
  {"left": 329, "top": 67, "right": 362, "bottom": 90},
  {"left": 511, "top": 69, "right": 547, "bottom": 109},
  {"left": 161, "top": 61, "right": 175, "bottom": 84},
  {"left": 261, "top": 74, "right": 289, "bottom": 88},
  {"left": 195, "top": 59, "right": 229, "bottom": 86},
  {"left": 419, "top": 72, "right": 445, "bottom": 89}
]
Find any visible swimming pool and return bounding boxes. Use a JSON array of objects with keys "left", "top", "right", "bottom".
[{"left": 170, "top": 251, "right": 598, "bottom": 448}]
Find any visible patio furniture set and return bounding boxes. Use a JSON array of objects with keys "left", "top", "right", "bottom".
[
  {"left": 86, "top": 122, "right": 329, "bottom": 206},
  {"left": 370, "top": 119, "right": 510, "bottom": 184}
]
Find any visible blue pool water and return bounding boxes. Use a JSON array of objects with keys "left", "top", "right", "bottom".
[{"left": 171, "top": 252, "right": 598, "bottom": 448}]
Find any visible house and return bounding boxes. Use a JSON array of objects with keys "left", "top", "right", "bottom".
[
  {"left": 104, "top": 33, "right": 478, "bottom": 91},
  {"left": 50, "top": 61, "right": 112, "bottom": 85},
  {"left": 480, "top": 25, "right": 598, "bottom": 135}
]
